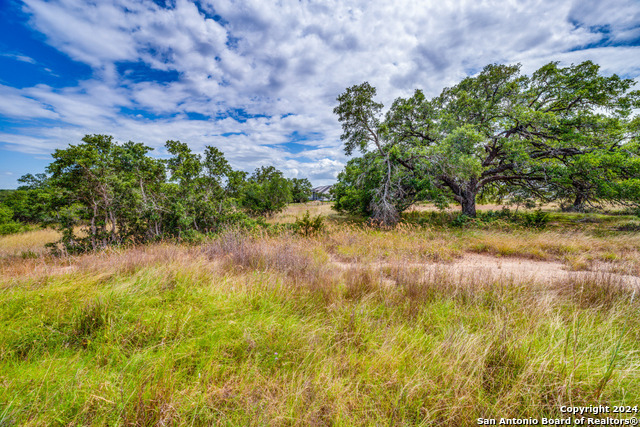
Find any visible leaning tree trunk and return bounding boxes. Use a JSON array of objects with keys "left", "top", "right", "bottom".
[{"left": 370, "top": 156, "right": 401, "bottom": 227}]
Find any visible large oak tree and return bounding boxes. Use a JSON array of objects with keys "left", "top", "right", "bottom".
[{"left": 334, "top": 61, "right": 640, "bottom": 223}]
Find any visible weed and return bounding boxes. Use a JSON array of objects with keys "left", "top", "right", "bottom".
[
  {"left": 19, "top": 250, "right": 38, "bottom": 260},
  {"left": 342, "top": 266, "right": 381, "bottom": 300}
]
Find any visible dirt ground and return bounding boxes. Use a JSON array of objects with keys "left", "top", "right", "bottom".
[
  {"left": 448, "top": 254, "right": 639, "bottom": 287},
  {"left": 331, "top": 254, "right": 640, "bottom": 289}
]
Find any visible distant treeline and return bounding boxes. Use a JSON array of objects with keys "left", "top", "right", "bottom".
[{"left": 0, "top": 135, "right": 313, "bottom": 252}]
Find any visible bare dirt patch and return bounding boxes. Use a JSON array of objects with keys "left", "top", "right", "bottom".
[
  {"left": 449, "top": 254, "right": 639, "bottom": 287},
  {"left": 330, "top": 253, "right": 640, "bottom": 289}
]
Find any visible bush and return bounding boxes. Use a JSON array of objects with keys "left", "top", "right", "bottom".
[
  {"left": 477, "top": 207, "right": 513, "bottom": 222},
  {"left": 0, "top": 222, "right": 23, "bottom": 236},
  {"left": 290, "top": 178, "right": 312, "bottom": 203},
  {"left": 241, "top": 166, "right": 292, "bottom": 217},
  {"left": 519, "top": 209, "right": 550, "bottom": 229},
  {"left": 294, "top": 211, "right": 325, "bottom": 237},
  {"left": 0, "top": 204, "right": 25, "bottom": 235},
  {"left": 0, "top": 204, "right": 12, "bottom": 224},
  {"left": 451, "top": 214, "right": 472, "bottom": 227},
  {"left": 452, "top": 208, "right": 549, "bottom": 229}
]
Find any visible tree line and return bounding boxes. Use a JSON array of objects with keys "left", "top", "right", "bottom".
[
  {"left": 3, "top": 60, "right": 638, "bottom": 245},
  {"left": 0, "top": 135, "right": 312, "bottom": 252},
  {"left": 331, "top": 61, "right": 640, "bottom": 224}
]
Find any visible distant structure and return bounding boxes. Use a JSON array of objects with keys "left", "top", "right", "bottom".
[{"left": 310, "top": 185, "right": 333, "bottom": 201}]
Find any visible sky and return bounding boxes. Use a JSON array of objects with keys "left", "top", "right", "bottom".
[{"left": 1, "top": 0, "right": 640, "bottom": 189}]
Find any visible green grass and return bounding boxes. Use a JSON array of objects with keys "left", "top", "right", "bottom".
[{"left": 1, "top": 231, "right": 639, "bottom": 425}]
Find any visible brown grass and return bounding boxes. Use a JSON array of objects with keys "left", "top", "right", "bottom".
[
  {"left": 405, "top": 202, "right": 560, "bottom": 213},
  {"left": 0, "top": 227, "right": 60, "bottom": 257},
  {"left": 266, "top": 201, "right": 336, "bottom": 224},
  {"left": 3, "top": 219, "right": 640, "bottom": 289}
]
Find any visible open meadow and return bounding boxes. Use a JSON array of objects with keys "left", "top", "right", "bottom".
[{"left": 1, "top": 203, "right": 640, "bottom": 425}]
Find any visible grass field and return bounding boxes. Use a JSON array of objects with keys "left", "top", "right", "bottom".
[{"left": 1, "top": 204, "right": 639, "bottom": 425}]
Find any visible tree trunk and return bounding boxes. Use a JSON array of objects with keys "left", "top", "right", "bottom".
[
  {"left": 90, "top": 204, "right": 97, "bottom": 251},
  {"left": 371, "top": 156, "right": 400, "bottom": 227},
  {"left": 460, "top": 189, "right": 477, "bottom": 217},
  {"left": 441, "top": 176, "right": 478, "bottom": 218},
  {"left": 572, "top": 193, "right": 586, "bottom": 212},
  {"left": 562, "top": 193, "right": 587, "bottom": 212}
]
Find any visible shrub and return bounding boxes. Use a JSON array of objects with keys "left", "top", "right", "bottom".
[
  {"left": 477, "top": 207, "right": 513, "bottom": 221},
  {"left": 0, "top": 222, "right": 23, "bottom": 236},
  {"left": 0, "top": 204, "right": 13, "bottom": 224},
  {"left": 290, "top": 177, "right": 312, "bottom": 203},
  {"left": 294, "top": 211, "right": 325, "bottom": 237},
  {"left": 0, "top": 204, "right": 25, "bottom": 235},
  {"left": 241, "top": 166, "right": 292, "bottom": 217},
  {"left": 450, "top": 214, "right": 471, "bottom": 227},
  {"left": 519, "top": 209, "right": 550, "bottom": 229}
]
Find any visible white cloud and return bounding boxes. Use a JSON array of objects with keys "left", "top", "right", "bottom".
[
  {"left": 0, "top": 85, "right": 59, "bottom": 119},
  {"left": 0, "top": 53, "right": 37, "bottom": 64},
  {"left": 1, "top": 0, "right": 639, "bottom": 186}
]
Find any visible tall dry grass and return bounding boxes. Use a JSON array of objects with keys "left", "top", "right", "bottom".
[
  {"left": 0, "top": 227, "right": 59, "bottom": 257},
  {"left": 266, "top": 201, "right": 335, "bottom": 224}
]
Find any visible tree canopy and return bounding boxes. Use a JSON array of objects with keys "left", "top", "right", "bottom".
[
  {"left": 334, "top": 61, "right": 640, "bottom": 224},
  {"left": 3, "top": 135, "right": 316, "bottom": 253},
  {"left": 241, "top": 166, "right": 293, "bottom": 217},
  {"left": 290, "top": 178, "right": 313, "bottom": 203}
]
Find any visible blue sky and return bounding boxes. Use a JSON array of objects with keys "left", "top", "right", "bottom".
[{"left": 1, "top": 0, "right": 640, "bottom": 188}]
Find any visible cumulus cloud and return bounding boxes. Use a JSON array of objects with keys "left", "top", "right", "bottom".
[{"left": 1, "top": 0, "right": 639, "bottom": 186}]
